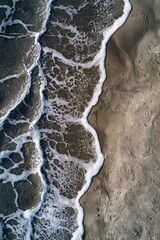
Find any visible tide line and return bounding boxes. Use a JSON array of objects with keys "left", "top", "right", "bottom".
[{"left": 72, "top": 1, "right": 132, "bottom": 239}]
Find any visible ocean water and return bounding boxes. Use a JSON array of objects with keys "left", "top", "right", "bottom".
[{"left": 0, "top": 0, "right": 131, "bottom": 239}]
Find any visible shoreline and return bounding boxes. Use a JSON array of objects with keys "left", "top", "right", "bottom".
[
  {"left": 81, "top": 0, "right": 160, "bottom": 239},
  {"left": 74, "top": 1, "right": 132, "bottom": 239}
]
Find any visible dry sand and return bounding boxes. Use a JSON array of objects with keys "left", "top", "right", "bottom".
[{"left": 81, "top": 0, "right": 160, "bottom": 239}]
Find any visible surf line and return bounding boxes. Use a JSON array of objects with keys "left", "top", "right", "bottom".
[
  {"left": 72, "top": 1, "right": 132, "bottom": 239},
  {"left": 24, "top": 0, "right": 132, "bottom": 239},
  {"left": 21, "top": 1, "right": 53, "bottom": 239}
]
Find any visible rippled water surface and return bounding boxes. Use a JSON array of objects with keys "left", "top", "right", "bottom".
[{"left": 0, "top": 0, "right": 130, "bottom": 239}]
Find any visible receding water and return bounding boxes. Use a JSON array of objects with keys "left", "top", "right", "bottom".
[{"left": 0, "top": 0, "right": 131, "bottom": 239}]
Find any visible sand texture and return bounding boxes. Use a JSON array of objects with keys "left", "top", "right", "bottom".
[{"left": 81, "top": 0, "right": 160, "bottom": 239}]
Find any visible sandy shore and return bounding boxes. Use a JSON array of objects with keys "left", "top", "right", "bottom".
[{"left": 81, "top": 0, "right": 160, "bottom": 239}]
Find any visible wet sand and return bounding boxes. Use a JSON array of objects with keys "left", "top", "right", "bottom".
[{"left": 81, "top": 0, "right": 160, "bottom": 239}]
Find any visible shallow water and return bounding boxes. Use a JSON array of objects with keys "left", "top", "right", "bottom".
[{"left": 0, "top": 0, "right": 131, "bottom": 239}]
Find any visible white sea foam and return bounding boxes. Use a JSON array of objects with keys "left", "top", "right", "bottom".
[
  {"left": 28, "top": 0, "right": 132, "bottom": 239},
  {"left": 0, "top": 0, "right": 51, "bottom": 126},
  {"left": 42, "top": 47, "right": 94, "bottom": 67},
  {"left": 20, "top": 1, "right": 54, "bottom": 239},
  {"left": 0, "top": 0, "right": 20, "bottom": 32},
  {"left": 0, "top": 0, "right": 131, "bottom": 239},
  {"left": 0, "top": 74, "right": 20, "bottom": 83},
  {"left": 0, "top": 0, "right": 52, "bottom": 239},
  {"left": 72, "top": 0, "right": 132, "bottom": 239}
]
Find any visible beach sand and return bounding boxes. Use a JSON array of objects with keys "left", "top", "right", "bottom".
[{"left": 81, "top": 0, "right": 160, "bottom": 239}]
